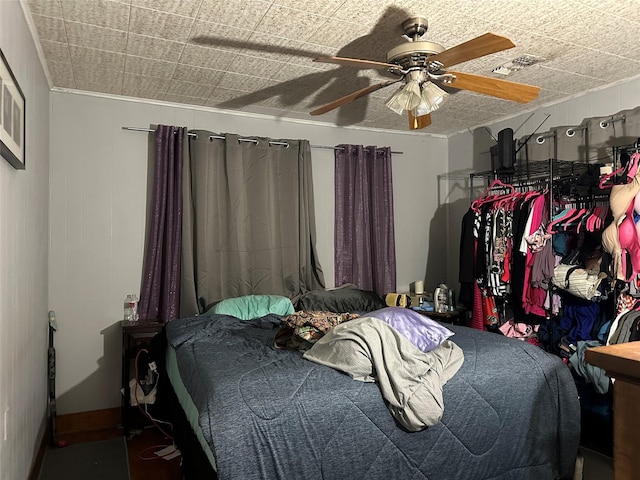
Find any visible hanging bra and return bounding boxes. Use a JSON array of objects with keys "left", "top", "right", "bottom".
[
  {"left": 617, "top": 204, "right": 640, "bottom": 280},
  {"left": 609, "top": 174, "right": 640, "bottom": 219},
  {"left": 602, "top": 172, "right": 640, "bottom": 280}
]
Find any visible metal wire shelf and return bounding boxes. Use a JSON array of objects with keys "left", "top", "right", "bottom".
[{"left": 470, "top": 159, "right": 589, "bottom": 184}]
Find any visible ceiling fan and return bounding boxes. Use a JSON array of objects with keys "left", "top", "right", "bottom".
[{"left": 310, "top": 17, "right": 541, "bottom": 130}]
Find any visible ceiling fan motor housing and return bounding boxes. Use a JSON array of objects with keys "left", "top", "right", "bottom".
[
  {"left": 387, "top": 17, "right": 445, "bottom": 73},
  {"left": 386, "top": 41, "right": 446, "bottom": 71}
]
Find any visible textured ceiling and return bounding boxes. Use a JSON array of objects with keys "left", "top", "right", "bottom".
[{"left": 24, "top": 0, "right": 640, "bottom": 136}]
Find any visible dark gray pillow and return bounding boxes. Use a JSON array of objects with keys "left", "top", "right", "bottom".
[{"left": 294, "top": 286, "right": 386, "bottom": 313}]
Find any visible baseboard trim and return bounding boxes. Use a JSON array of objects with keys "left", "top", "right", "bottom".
[{"left": 56, "top": 407, "right": 121, "bottom": 435}]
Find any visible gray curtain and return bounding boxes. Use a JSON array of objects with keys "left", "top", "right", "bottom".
[
  {"left": 554, "top": 126, "right": 588, "bottom": 162},
  {"left": 334, "top": 144, "right": 396, "bottom": 296},
  {"left": 181, "top": 131, "right": 325, "bottom": 315},
  {"left": 139, "top": 125, "right": 187, "bottom": 322},
  {"left": 521, "top": 131, "right": 555, "bottom": 163},
  {"left": 517, "top": 127, "right": 585, "bottom": 164}
]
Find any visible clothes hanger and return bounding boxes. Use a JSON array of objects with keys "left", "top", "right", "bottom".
[
  {"left": 559, "top": 208, "right": 589, "bottom": 232},
  {"left": 495, "top": 190, "right": 522, "bottom": 209},
  {"left": 547, "top": 208, "right": 577, "bottom": 233},
  {"left": 599, "top": 150, "right": 640, "bottom": 189},
  {"left": 471, "top": 179, "right": 516, "bottom": 211},
  {"left": 626, "top": 151, "right": 640, "bottom": 178},
  {"left": 595, "top": 205, "right": 611, "bottom": 229},
  {"left": 522, "top": 188, "right": 543, "bottom": 202},
  {"left": 579, "top": 208, "right": 600, "bottom": 233},
  {"left": 599, "top": 166, "right": 625, "bottom": 189},
  {"left": 584, "top": 207, "right": 601, "bottom": 232},
  {"left": 592, "top": 205, "right": 611, "bottom": 231},
  {"left": 548, "top": 206, "right": 593, "bottom": 233}
]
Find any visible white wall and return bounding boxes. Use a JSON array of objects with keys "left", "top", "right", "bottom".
[
  {"left": 444, "top": 76, "right": 640, "bottom": 292},
  {"left": 0, "top": 2, "right": 51, "bottom": 479},
  {"left": 48, "top": 91, "right": 449, "bottom": 414}
]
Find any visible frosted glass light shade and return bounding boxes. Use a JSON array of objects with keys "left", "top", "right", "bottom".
[
  {"left": 385, "top": 80, "right": 422, "bottom": 115},
  {"left": 419, "top": 81, "right": 449, "bottom": 112},
  {"left": 385, "top": 79, "right": 449, "bottom": 115}
]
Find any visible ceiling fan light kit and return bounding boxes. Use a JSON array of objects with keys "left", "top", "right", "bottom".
[
  {"left": 385, "top": 69, "right": 447, "bottom": 116},
  {"left": 311, "top": 17, "right": 541, "bottom": 130},
  {"left": 419, "top": 81, "right": 449, "bottom": 112},
  {"left": 385, "top": 80, "right": 422, "bottom": 115}
]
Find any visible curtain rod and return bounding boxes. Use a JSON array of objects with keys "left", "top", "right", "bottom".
[{"left": 121, "top": 126, "right": 403, "bottom": 154}]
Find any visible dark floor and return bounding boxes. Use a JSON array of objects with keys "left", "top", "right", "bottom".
[
  {"left": 581, "top": 447, "right": 614, "bottom": 480},
  {"left": 54, "top": 426, "right": 182, "bottom": 480},
  {"left": 52, "top": 424, "right": 612, "bottom": 480}
]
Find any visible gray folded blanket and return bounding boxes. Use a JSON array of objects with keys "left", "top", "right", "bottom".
[{"left": 303, "top": 316, "right": 464, "bottom": 431}]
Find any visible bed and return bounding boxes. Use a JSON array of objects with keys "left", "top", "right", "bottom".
[{"left": 161, "top": 290, "right": 581, "bottom": 480}]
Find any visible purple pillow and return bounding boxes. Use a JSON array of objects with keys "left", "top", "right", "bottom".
[{"left": 368, "top": 307, "right": 454, "bottom": 352}]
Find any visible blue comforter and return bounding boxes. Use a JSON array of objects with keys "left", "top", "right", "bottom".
[{"left": 166, "top": 314, "right": 580, "bottom": 480}]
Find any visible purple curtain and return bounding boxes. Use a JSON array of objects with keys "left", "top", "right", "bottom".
[
  {"left": 138, "top": 125, "right": 186, "bottom": 322},
  {"left": 334, "top": 144, "right": 396, "bottom": 296}
]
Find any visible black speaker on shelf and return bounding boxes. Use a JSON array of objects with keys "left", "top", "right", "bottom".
[{"left": 497, "top": 127, "right": 515, "bottom": 170}]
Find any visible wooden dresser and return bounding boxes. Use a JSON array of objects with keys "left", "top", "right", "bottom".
[{"left": 585, "top": 342, "right": 640, "bottom": 480}]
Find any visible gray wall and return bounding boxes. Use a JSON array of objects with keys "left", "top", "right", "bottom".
[
  {"left": 48, "top": 91, "right": 449, "bottom": 414},
  {"left": 41, "top": 64, "right": 640, "bottom": 420},
  {"left": 0, "top": 2, "right": 51, "bottom": 479},
  {"left": 4, "top": 3, "right": 640, "bottom": 478},
  {"left": 49, "top": 73, "right": 640, "bottom": 417}
]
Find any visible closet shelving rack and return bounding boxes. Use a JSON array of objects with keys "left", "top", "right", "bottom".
[
  {"left": 470, "top": 158, "right": 589, "bottom": 210},
  {"left": 469, "top": 158, "right": 587, "bottom": 187}
]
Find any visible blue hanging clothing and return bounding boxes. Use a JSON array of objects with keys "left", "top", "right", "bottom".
[{"left": 559, "top": 294, "right": 601, "bottom": 344}]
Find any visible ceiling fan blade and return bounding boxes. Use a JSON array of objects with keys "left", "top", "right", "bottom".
[
  {"left": 314, "top": 56, "right": 402, "bottom": 72},
  {"left": 429, "top": 33, "right": 515, "bottom": 68},
  {"left": 447, "top": 71, "right": 540, "bottom": 103},
  {"left": 408, "top": 111, "right": 432, "bottom": 130},
  {"left": 310, "top": 80, "right": 397, "bottom": 116}
]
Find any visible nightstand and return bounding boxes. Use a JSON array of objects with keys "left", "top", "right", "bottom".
[
  {"left": 585, "top": 343, "right": 640, "bottom": 480},
  {"left": 120, "top": 319, "right": 164, "bottom": 437},
  {"left": 414, "top": 308, "right": 467, "bottom": 326}
]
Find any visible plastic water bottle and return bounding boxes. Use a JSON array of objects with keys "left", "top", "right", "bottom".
[
  {"left": 131, "top": 294, "right": 139, "bottom": 322},
  {"left": 124, "top": 294, "right": 137, "bottom": 321}
]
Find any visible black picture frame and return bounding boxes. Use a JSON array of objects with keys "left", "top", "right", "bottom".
[{"left": 0, "top": 48, "right": 25, "bottom": 170}]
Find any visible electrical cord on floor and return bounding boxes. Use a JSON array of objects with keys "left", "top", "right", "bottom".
[
  {"left": 143, "top": 402, "right": 174, "bottom": 428},
  {"left": 134, "top": 348, "right": 181, "bottom": 461}
]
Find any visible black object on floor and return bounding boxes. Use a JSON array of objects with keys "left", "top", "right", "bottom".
[{"left": 38, "top": 437, "right": 130, "bottom": 480}]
